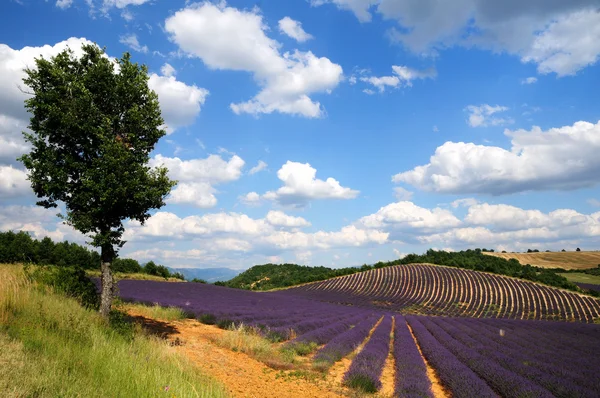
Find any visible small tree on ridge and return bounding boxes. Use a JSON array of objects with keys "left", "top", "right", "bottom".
[{"left": 19, "top": 44, "right": 175, "bottom": 317}]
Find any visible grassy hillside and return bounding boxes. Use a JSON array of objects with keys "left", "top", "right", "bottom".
[
  {"left": 0, "top": 264, "right": 226, "bottom": 398},
  {"left": 222, "top": 263, "right": 367, "bottom": 290},
  {"left": 483, "top": 251, "right": 600, "bottom": 270}
]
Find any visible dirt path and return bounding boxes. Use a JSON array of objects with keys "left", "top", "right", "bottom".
[{"left": 126, "top": 308, "right": 344, "bottom": 398}]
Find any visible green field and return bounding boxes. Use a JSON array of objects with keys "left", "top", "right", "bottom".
[{"left": 559, "top": 272, "right": 600, "bottom": 285}]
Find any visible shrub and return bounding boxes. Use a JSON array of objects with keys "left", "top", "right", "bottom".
[
  {"left": 26, "top": 265, "right": 100, "bottom": 310},
  {"left": 199, "top": 313, "right": 217, "bottom": 325},
  {"left": 191, "top": 278, "right": 208, "bottom": 283}
]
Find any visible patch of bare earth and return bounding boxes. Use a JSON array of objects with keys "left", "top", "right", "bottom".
[{"left": 125, "top": 308, "right": 344, "bottom": 398}]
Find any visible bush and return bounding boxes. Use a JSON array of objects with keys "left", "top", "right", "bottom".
[
  {"left": 26, "top": 265, "right": 100, "bottom": 310},
  {"left": 199, "top": 313, "right": 217, "bottom": 325},
  {"left": 191, "top": 278, "right": 208, "bottom": 283}
]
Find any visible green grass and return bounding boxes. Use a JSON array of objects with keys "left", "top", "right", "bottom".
[
  {"left": 0, "top": 264, "right": 227, "bottom": 398},
  {"left": 559, "top": 272, "right": 600, "bottom": 285}
]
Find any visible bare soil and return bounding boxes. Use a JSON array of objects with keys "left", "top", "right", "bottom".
[{"left": 125, "top": 308, "right": 400, "bottom": 398}]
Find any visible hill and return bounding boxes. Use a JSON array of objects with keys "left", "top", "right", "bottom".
[
  {"left": 284, "top": 263, "right": 600, "bottom": 322},
  {"left": 222, "top": 263, "right": 366, "bottom": 290},
  {"left": 225, "top": 249, "right": 581, "bottom": 294},
  {"left": 483, "top": 250, "right": 600, "bottom": 270}
]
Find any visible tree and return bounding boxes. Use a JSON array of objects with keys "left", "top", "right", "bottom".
[
  {"left": 19, "top": 44, "right": 175, "bottom": 317},
  {"left": 576, "top": 248, "right": 581, "bottom": 252}
]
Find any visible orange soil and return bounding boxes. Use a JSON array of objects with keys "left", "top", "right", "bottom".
[{"left": 125, "top": 308, "right": 343, "bottom": 398}]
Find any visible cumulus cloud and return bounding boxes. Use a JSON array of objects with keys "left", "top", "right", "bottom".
[
  {"left": 393, "top": 120, "right": 600, "bottom": 195},
  {"left": 123, "top": 210, "right": 388, "bottom": 252},
  {"left": 312, "top": 1, "right": 600, "bottom": 76},
  {"left": 150, "top": 154, "right": 245, "bottom": 208},
  {"left": 164, "top": 2, "right": 343, "bottom": 118},
  {"left": 262, "top": 161, "right": 359, "bottom": 207},
  {"left": 161, "top": 63, "right": 176, "bottom": 77},
  {"left": 0, "top": 166, "right": 30, "bottom": 198},
  {"left": 239, "top": 192, "right": 262, "bottom": 206},
  {"left": 358, "top": 201, "right": 461, "bottom": 232},
  {"left": 265, "top": 210, "right": 311, "bottom": 228},
  {"left": 119, "top": 34, "right": 148, "bottom": 53},
  {"left": 278, "top": 17, "right": 314, "bottom": 42},
  {"left": 148, "top": 71, "right": 209, "bottom": 134},
  {"left": 360, "top": 65, "right": 435, "bottom": 93},
  {"left": 248, "top": 160, "right": 268, "bottom": 175},
  {"left": 465, "top": 104, "right": 513, "bottom": 128}
]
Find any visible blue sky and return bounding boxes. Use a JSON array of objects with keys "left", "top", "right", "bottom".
[{"left": 1, "top": 0, "right": 600, "bottom": 269}]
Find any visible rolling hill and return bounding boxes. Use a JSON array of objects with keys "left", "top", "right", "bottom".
[
  {"left": 285, "top": 263, "right": 600, "bottom": 322},
  {"left": 483, "top": 251, "right": 600, "bottom": 270}
]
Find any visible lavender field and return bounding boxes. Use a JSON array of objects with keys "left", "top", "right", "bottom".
[{"left": 116, "top": 266, "right": 600, "bottom": 397}]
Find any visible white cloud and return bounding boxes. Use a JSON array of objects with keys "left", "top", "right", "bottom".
[
  {"left": 262, "top": 161, "right": 359, "bottom": 207},
  {"left": 248, "top": 160, "right": 268, "bottom": 175},
  {"left": 148, "top": 72, "right": 209, "bottom": 134},
  {"left": 393, "top": 120, "right": 600, "bottom": 195},
  {"left": 360, "top": 65, "right": 435, "bottom": 93},
  {"left": 160, "top": 63, "right": 176, "bottom": 77},
  {"left": 312, "top": 1, "right": 600, "bottom": 76},
  {"left": 56, "top": 0, "right": 73, "bottom": 9},
  {"left": 164, "top": 2, "right": 343, "bottom": 118},
  {"left": 278, "top": 17, "right": 314, "bottom": 42},
  {"left": 119, "top": 34, "right": 148, "bottom": 53},
  {"left": 124, "top": 210, "right": 388, "bottom": 252},
  {"left": 451, "top": 198, "right": 479, "bottom": 208},
  {"left": 465, "top": 104, "right": 513, "bottom": 128},
  {"left": 240, "top": 192, "right": 262, "bottom": 206},
  {"left": 393, "top": 187, "right": 413, "bottom": 201},
  {"left": 358, "top": 201, "right": 461, "bottom": 232},
  {"left": 0, "top": 115, "right": 29, "bottom": 165},
  {"left": 0, "top": 166, "right": 30, "bottom": 198},
  {"left": 521, "top": 77, "right": 538, "bottom": 85},
  {"left": 102, "top": 0, "right": 151, "bottom": 11},
  {"left": 521, "top": 9, "right": 600, "bottom": 76},
  {"left": 265, "top": 210, "right": 311, "bottom": 228},
  {"left": 150, "top": 154, "right": 245, "bottom": 208},
  {"left": 168, "top": 182, "right": 217, "bottom": 208}
]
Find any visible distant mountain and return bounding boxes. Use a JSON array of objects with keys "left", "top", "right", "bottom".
[{"left": 169, "top": 267, "right": 241, "bottom": 283}]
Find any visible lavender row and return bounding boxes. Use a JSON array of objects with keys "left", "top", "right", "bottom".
[
  {"left": 284, "top": 264, "right": 600, "bottom": 322},
  {"left": 406, "top": 316, "right": 497, "bottom": 398},
  {"left": 285, "top": 314, "right": 365, "bottom": 347},
  {"left": 434, "top": 317, "right": 600, "bottom": 397},
  {"left": 393, "top": 317, "right": 433, "bottom": 398},
  {"left": 313, "top": 315, "right": 380, "bottom": 366},
  {"left": 415, "top": 316, "right": 554, "bottom": 398},
  {"left": 343, "top": 315, "right": 393, "bottom": 392}
]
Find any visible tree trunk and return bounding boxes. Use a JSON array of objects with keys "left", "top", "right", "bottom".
[{"left": 99, "top": 244, "right": 114, "bottom": 318}]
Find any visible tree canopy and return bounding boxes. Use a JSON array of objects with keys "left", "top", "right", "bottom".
[{"left": 19, "top": 44, "right": 175, "bottom": 315}]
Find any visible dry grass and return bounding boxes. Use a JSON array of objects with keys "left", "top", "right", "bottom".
[
  {"left": 483, "top": 251, "right": 600, "bottom": 270},
  {"left": 118, "top": 302, "right": 188, "bottom": 322},
  {"left": 210, "top": 324, "right": 296, "bottom": 369}
]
